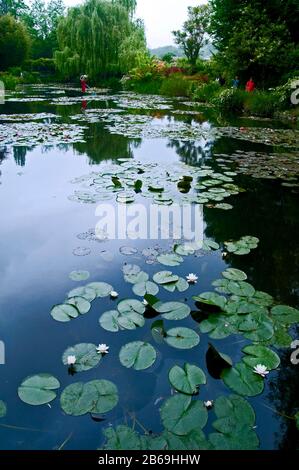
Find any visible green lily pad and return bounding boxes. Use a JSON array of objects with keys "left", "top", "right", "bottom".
[
  {"left": 202, "top": 240, "right": 220, "bottom": 251},
  {"left": 222, "top": 268, "right": 247, "bottom": 281},
  {"left": 157, "top": 253, "right": 184, "bottom": 267},
  {"left": 117, "top": 299, "right": 145, "bottom": 315},
  {"left": 193, "top": 292, "right": 227, "bottom": 310},
  {"left": 221, "top": 363, "right": 264, "bottom": 397},
  {"left": 174, "top": 244, "right": 195, "bottom": 256},
  {"left": 50, "top": 303, "right": 79, "bottom": 322},
  {"left": 154, "top": 301, "right": 191, "bottom": 320},
  {"left": 199, "top": 314, "right": 237, "bottom": 339},
  {"left": 168, "top": 364, "right": 206, "bottom": 395},
  {"left": 69, "top": 270, "right": 90, "bottom": 281},
  {"left": 119, "top": 341, "right": 157, "bottom": 370},
  {"left": 133, "top": 281, "right": 159, "bottom": 297},
  {"left": 60, "top": 382, "right": 97, "bottom": 416},
  {"left": 153, "top": 271, "right": 179, "bottom": 285},
  {"left": 86, "top": 282, "right": 113, "bottom": 298},
  {"left": 209, "top": 395, "right": 259, "bottom": 450},
  {"left": 18, "top": 374, "right": 60, "bottom": 406},
  {"left": 99, "top": 308, "right": 145, "bottom": 332},
  {"left": 271, "top": 305, "right": 299, "bottom": 325},
  {"left": 88, "top": 380, "right": 118, "bottom": 413},
  {"left": 66, "top": 296, "right": 91, "bottom": 314},
  {"left": 102, "top": 425, "right": 141, "bottom": 450},
  {"left": 67, "top": 286, "right": 96, "bottom": 302},
  {"left": 62, "top": 343, "right": 101, "bottom": 371},
  {"left": 165, "top": 327, "right": 200, "bottom": 350},
  {"left": 160, "top": 394, "right": 208, "bottom": 436},
  {"left": 242, "top": 345, "right": 280, "bottom": 370},
  {"left": 227, "top": 281, "right": 255, "bottom": 298}
]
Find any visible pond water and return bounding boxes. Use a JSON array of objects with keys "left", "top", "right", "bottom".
[{"left": 0, "top": 85, "right": 298, "bottom": 450}]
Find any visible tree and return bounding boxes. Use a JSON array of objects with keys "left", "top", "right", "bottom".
[
  {"left": 209, "top": 0, "right": 299, "bottom": 85},
  {"left": 0, "top": 0, "right": 28, "bottom": 18},
  {"left": 173, "top": 5, "right": 210, "bottom": 68},
  {"left": 55, "top": 0, "right": 146, "bottom": 79},
  {"left": 0, "top": 14, "right": 30, "bottom": 69},
  {"left": 119, "top": 19, "right": 148, "bottom": 73},
  {"left": 22, "top": 0, "right": 65, "bottom": 58}
]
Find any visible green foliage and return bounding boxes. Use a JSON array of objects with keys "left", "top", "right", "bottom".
[
  {"left": 0, "top": 14, "right": 30, "bottom": 70},
  {"left": 0, "top": 0, "right": 28, "bottom": 18},
  {"left": 23, "top": 58, "right": 56, "bottom": 73},
  {"left": 212, "top": 88, "right": 247, "bottom": 113},
  {"left": 193, "top": 81, "right": 221, "bottom": 103},
  {"left": 243, "top": 91, "right": 278, "bottom": 117},
  {"left": 209, "top": 0, "right": 299, "bottom": 86},
  {"left": 55, "top": 0, "right": 146, "bottom": 80},
  {"left": 160, "top": 74, "right": 192, "bottom": 97},
  {"left": 173, "top": 5, "right": 210, "bottom": 68}
]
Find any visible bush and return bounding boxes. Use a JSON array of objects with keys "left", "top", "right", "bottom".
[
  {"left": 0, "top": 15, "right": 30, "bottom": 70},
  {"left": 23, "top": 58, "right": 56, "bottom": 74},
  {"left": 244, "top": 91, "right": 278, "bottom": 117},
  {"left": 193, "top": 81, "right": 221, "bottom": 103},
  {"left": 160, "top": 74, "right": 192, "bottom": 97},
  {"left": 0, "top": 72, "right": 19, "bottom": 90},
  {"left": 213, "top": 88, "right": 247, "bottom": 113}
]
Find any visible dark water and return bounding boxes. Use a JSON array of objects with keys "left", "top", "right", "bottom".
[{"left": 0, "top": 86, "right": 298, "bottom": 450}]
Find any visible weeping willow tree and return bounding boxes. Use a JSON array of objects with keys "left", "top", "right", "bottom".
[{"left": 54, "top": 0, "right": 145, "bottom": 80}]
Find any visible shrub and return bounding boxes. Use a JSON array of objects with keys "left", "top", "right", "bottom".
[
  {"left": 0, "top": 15, "right": 30, "bottom": 70},
  {"left": 244, "top": 91, "right": 278, "bottom": 117},
  {"left": 193, "top": 81, "right": 221, "bottom": 103},
  {"left": 24, "top": 58, "right": 56, "bottom": 74},
  {"left": 0, "top": 72, "right": 19, "bottom": 90},
  {"left": 213, "top": 88, "right": 246, "bottom": 113},
  {"left": 160, "top": 74, "right": 192, "bottom": 97}
]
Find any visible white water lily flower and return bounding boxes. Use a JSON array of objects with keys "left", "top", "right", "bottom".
[
  {"left": 110, "top": 291, "right": 119, "bottom": 299},
  {"left": 67, "top": 355, "right": 76, "bottom": 366},
  {"left": 253, "top": 364, "right": 269, "bottom": 378},
  {"left": 186, "top": 273, "right": 198, "bottom": 284},
  {"left": 96, "top": 344, "right": 109, "bottom": 355},
  {"left": 204, "top": 400, "right": 214, "bottom": 409},
  {"left": 143, "top": 299, "right": 149, "bottom": 306}
]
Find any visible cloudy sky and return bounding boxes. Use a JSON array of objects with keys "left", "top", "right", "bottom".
[{"left": 63, "top": 0, "right": 207, "bottom": 48}]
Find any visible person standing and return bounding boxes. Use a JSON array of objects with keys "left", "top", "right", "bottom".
[
  {"left": 80, "top": 75, "right": 89, "bottom": 93},
  {"left": 232, "top": 76, "right": 240, "bottom": 88},
  {"left": 246, "top": 77, "right": 255, "bottom": 92}
]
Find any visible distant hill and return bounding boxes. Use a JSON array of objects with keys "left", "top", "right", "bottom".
[{"left": 150, "top": 43, "right": 216, "bottom": 60}]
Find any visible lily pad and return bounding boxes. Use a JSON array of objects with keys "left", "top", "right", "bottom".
[
  {"left": 119, "top": 341, "right": 157, "bottom": 370},
  {"left": 157, "top": 253, "right": 183, "bottom": 267},
  {"left": 86, "top": 282, "right": 113, "bottom": 298},
  {"left": 153, "top": 271, "right": 179, "bottom": 285},
  {"left": 160, "top": 394, "right": 208, "bottom": 436},
  {"left": 66, "top": 296, "right": 91, "bottom": 314},
  {"left": 133, "top": 281, "right": 159, "bottom": 297},
  {"left": 62, "top": 343, "right": 101, "bottom": 371},
  {"left": 88, "top": 379, "right": 119, "bottom": 413},
  {"left": 242, "top": 345, "right": 280, "bottom": 370},
  {"left": 209, "top": 395, "right": 259, "bottom": 450},
  {"left": 60, "top": 382, "right": 97, "bottom": 416},
  {"left": 222, "top": 268, "right": 247, "bottom": 281},
  {"left": 69, "top": 270, "right": 90, "bottom": 281},
  {"left": 193, "top": 292, "right": 227, "bottom": 310},
  {"left": 99, "top": 308, "right": 145, "bottom": 332},
  {"left": 154, "top": 301, "right": 191, "bottom": 320},
  {"left": 165, "top": 327, "right": 200, "bottom": 350},
  {"left": 102, "top": 425, "right": 141, "bottom": 450},
  {"left": 221, "top": 363, "right": 264, "bottom": 397},
  {"left": 271, "top": 305, "right": 299, "bottom": 325},
  {"left": 51, "top": 303, "right": 79, "bottom": 322},
  {"left": 168, "top": 364, "right": 206, "bottom": 395},
  {"left": 67, "top": 286, "right": 97, "bottom": 302},
  {"left": 18, "top": 374, "right": 60, "bottom": 406}
]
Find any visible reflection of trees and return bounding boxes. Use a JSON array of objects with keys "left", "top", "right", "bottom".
[
  {"left": 73, "top": 123, "right": 141, "bottom": 164},
  {"left": 168, "top": 136, "right": 215, "bottom": 164},
  {"left": 204, "top": 177, "right": 299, "bottom": 305},
  {"left": 267, "top": 329, "right": 299, "bottom": 449},
  {"left": 13, "top": 146, "right": 27, "bottom": 166},
  {"left": 0, "top": 146, "right": 9, "bottom": 165}
]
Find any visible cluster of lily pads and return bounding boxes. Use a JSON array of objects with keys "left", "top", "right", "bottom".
[
  {"left": 217, "top": 150, "right": 299, "bottom": 188},
  {"left": 218, "top": 126, "right": 299, "bottom": 149},
  {"left": 0, "top": 113, "right": 58, "bottom": 122},
  {"left": 0, "top": 122, "right": 86, "bottom": 147},
  {"left": 68, "top": 158, "right": 244, "bottom": 210}
]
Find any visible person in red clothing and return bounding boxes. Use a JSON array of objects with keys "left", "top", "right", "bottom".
[
  {"left": 80, "top": 75, "right": 89, "bottom": 93},
  {"left": 246, "top": 77, "right": 255, "bottom": 92}
]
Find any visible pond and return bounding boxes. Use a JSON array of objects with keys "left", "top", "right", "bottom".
[{"left": 0, "top": 85, "right": 298, "bottom": 450}]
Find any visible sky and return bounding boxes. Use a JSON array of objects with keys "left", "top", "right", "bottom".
[{"left": 63, "top": 0, "right": 207, "bottom": 49}]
